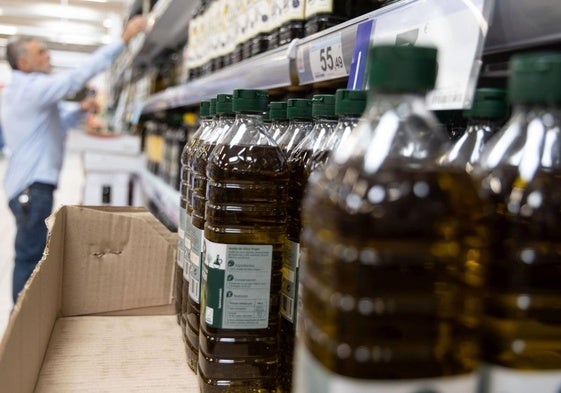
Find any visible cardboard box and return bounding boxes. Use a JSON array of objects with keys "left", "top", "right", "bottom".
[{"left": 0, "top": 206, "right": 198, "bottom": 392}]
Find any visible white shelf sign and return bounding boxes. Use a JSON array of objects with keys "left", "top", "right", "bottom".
[
  {"left": 370, "top": 0, "right": 492, "bottom": 110},
  {"left": 309, "top": 32, "right": 347, "bottom": 81}
]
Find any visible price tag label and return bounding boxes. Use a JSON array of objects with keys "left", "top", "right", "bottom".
[{"left": 309, "top": 32, "right": 347, "bottom": 81}]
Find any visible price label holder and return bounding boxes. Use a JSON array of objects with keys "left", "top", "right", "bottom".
[
  {"left": 308, "top": 32, "right": 348, "bottom": 81},
  {"left": 347, "top": 19, "right": 375, "bottom": 90},
  {"left": 369, "top": 0, "right": 494, "bottom": 110}
]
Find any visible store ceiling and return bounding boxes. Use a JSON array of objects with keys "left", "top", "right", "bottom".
[{"left": 0, "top": 0, "right": 129, "bottom": 67}]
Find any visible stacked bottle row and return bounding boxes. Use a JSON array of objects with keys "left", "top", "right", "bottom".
[
  {"left": 143, "top": 113, "right": 196, "bottom": 191},
  {"left": 184, "top": 0, "right": 396, "bottom": 80},
  {"left": 174, "top": 45, "right": 561, "bottom": 392}
]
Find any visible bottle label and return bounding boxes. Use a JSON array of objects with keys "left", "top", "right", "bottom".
[
  {"left": 305, "top": 0, "right": 334, "bottom": 18},
  {"left": 177, "top": 207, "right": 186, "bottom": 268},
  {"left": 282, "top": 0, "right": 305, "bottom": 23},
  {"left": 203, "top": 240, "right": 272, "bottom": 329},
  {"left": 256, "top": 0, "right": 272, "bottom": 34},
  {"left": 294, "top": 345, "right": 478, "bottom": 393},
  {"left": 484, "top": 365, "right": 561, "bottom": 393},
  {"left": 188, "top": 226, "right": 204, "bottom": 303},
  {"left": 280, "top": 240, "right": 300, "bottom": 322}
]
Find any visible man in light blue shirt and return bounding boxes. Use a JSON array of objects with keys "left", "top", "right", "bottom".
[{"left": 1, "top": 16, "right": 146, "bottom": 304}]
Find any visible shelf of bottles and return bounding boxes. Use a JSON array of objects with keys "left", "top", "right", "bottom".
[{"left": 134, "top": 0, "right": 560, "bottom": 116}]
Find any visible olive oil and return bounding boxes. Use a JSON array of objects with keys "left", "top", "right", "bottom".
[{"left": 199, "top": 90, "right": 288, "bottom": 392}]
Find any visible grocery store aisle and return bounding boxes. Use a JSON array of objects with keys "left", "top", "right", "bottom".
[{"left": 0, "top": 132, "right": 85, "bottom": 338}]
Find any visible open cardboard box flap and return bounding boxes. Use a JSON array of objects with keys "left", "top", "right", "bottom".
[{"left": 0, "top": 206, "right": 197, "bottom": 392}]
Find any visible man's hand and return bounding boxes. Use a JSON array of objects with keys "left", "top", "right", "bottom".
[
  {"left": 122, "top": 15, "right": 147, "bottom": 45},
  {"left": 79, "top": 96, "right": 100, "bottom": 114}
]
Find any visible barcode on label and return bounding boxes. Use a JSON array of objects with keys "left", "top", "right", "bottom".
[
  {"left": 281, "top": 294, "right": 294, "bottom": 322},
  {"left": 189, "top": 278, "right": 200, "bottom": 302}
]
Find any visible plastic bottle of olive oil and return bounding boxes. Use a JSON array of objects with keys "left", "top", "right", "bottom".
[
  {"left": 439, "top": 88, "right": 507, "bottom": 173},
  {"left": 276, "top": 98, "right": 314, "bottom": 156},
  {"left": 294, "top": 45, "right": 490, "bottom": 392},
  {"left": 279, "top": 94, "right": 337, "bottom": 393},
  {"left": 477, "top": 52, "right": 561, "bottom": 393},
  {"left": 176, "top": 101, "right": 212, "bottom": 327},
  {"left": 327, "top": 88, "right": 367, "bottom": 158},
  {"left": 199, "top": 89, "right": 288, "bottom": 392},
  {"left": 182, "top": 99, "right": 217, "bottom": 342},
  {"left": 186, "top": 94, "right": 235, "bottom": 372},
  {"left": 267, "top": 101, "right": 289, "bottom": 142}
]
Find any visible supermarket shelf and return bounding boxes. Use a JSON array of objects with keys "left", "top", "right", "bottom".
[
  {"left": 138, "top": 166, "right": 180, "bottom": 227},
  {"left": 113, "top": 0, "right": 196, "bottom": 87},
  {"left": 141, "top": 43, "right": 294, "bottom": 113},
  {"left": 137, "top": 0, "right": 561, "bottom": 114}
]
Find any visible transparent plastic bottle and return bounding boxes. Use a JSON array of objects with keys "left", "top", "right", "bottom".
[
  {"left": 186, "top": 94, "right": 235, "bottom": 373},
  {"left": 439, "top": 88, "right": 507, "bottom": 174},
  {"left": 176, "top": 101, "right": 212, "bottom": 327},
  {"left": 327, "top": 88, "right": 367, "bottom": 159},
  {"left": 267, "top": 101, "right": 289, "bottom": 141},
  {"left": 294, "top": 45, "right": 490, "bottom": 392},
  {"left": 477, "top": 53, "right": 561, "bottom": 393},
  {"left": 199, "top": 89, "right": 288, "bottom": 392},
  {"left": 279, "top": 94, "right": 337, "bottom": 393},
  {"left": 276, "top": 98, "right": 314, "bottom": 157},
  {"left": 182, "top": 99, "right": 217, "bottom": 335}
]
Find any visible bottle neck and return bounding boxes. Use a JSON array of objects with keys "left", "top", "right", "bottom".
[{"left": 465, "top": 117, "right": 504, "bottom": 134}]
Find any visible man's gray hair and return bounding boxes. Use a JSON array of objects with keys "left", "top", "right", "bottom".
[{"left": 6, "top": 36, "right": 36, "bottom": 70}]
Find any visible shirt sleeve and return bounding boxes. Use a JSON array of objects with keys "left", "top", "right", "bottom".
[
  {"left": 29, "top": 40, "right": 125, "bottom": 108},
  {"left": 58, "top": 101, "right": 83, "bottom": 131}
]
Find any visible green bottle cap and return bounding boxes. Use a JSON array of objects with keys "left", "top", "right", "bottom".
[
  {"left": 508, "top": 52, "right": 561, "bottom": 104},
  {"left": 368, "top": 45, "right": 438, "bottom": 93},
  {"left": 216, "top": 94, "right": 234, "bottom": 115},
  {"left": 463, "top": 88, "right": 508, "bottom": 119},
  {"left": 199, "top": 100, "right": 211, "bottom": 118},
  {"left": 209, "top": 98, "right": 217, "bottom": 117},
  {"left": 269, "top": 102, "right": 288, "bottom": 120},
  {"left": 232, "top": 89, "right": 269, "bottom": 113},
  {"left": 287, "top": 98, "right": 313, "bottom": 120},
  {"left": 335, "top": 89, "right": 367, "bottom": 116},
  {"left": 312, "top": 94, "right": 336, "bottom": 118}
]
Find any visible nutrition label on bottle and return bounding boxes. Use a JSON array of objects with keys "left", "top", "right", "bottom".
[
  {"left": 484, "top": 366, "right": 561, "bottom": 392},
  {"left": 294, "top": 345, "right": 477, "bottom": 393},
  {"left": 280, "top": 240, "right": 300, "bottom": 323},
  {"left": 204, "top": 240, "right": 272, "bottom": 329},
  {"left": 188, "top": 227, "right": 204, "bottom": 303}
]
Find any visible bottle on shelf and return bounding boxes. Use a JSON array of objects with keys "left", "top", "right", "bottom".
[
  {"left": 199, "top": 89, "right": 288, "bottom": 392},
  {"left": 279, "top": 94, "right": 338, "bottom": 393},
  {"left": 268, "top": 101, "right": 289, "bottom": 141},
  {"left": 304, "top": 0, "right": 383, "bottom": 36},
  {"left": 186, "top": 94, "right": 236, "bottom": 373},
  {"left": 250, "top": 0, "right": 273, "bottom": 57},
  {"left": 294, "top": 45, "right": 490, "bottom": 392},
  {"left": 181, "top": 99, "right": 217, "bottom": 338},
  {"left": 327, "top": 88, "right": 367, "bottom": 157},
  {"left": 278, "top": 0, "right": 306, "bottom": 47},
  {"left": 439, "top": 88, "right": 508, "bottom": 173},
  {"left": 477, "top": 52, "right": 561, "bottom": 393},
  {"left": 276, "top": 98, "right": 314, "bottom": 156},
  {"left": 176, "top": 101, "right": 213, "bottom": 328}
]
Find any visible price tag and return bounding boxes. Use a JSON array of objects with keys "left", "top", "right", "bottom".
[{"left": 309, "top": 32, "right": 347, "bottom": 81}]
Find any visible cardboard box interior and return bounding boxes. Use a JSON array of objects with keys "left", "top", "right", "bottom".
[{"left": 0, "top": 206, "right": 198, "bottom": 392}]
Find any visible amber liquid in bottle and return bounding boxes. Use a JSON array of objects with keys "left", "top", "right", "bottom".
[
  {"left": 299, "top": 163, "right": 488, "bottom": 381},
  {"left": 199, "top": 144, "right": 288, "bottom": 393},
  {"left": 480, "top": 168, "right": 561, "bottom": 370}
]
